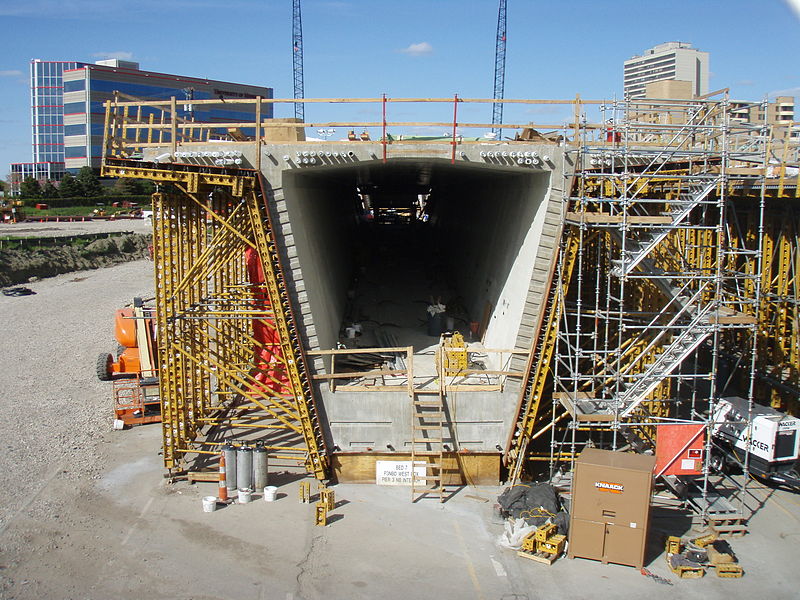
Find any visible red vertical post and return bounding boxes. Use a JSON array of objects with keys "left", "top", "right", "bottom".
[
  {"left": 451, "top": 94, "right": 459, "bottom": 164},
  {"left": 382, "top": 93, "right": 388, "bottom": 163}
]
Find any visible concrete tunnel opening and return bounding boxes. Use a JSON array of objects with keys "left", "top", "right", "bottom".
[
  {"left": 256, "top": 146, "right": 566, "bottom": 476},
  {"left": 280, "top": 158, "right": 552, "bottom": 361}
]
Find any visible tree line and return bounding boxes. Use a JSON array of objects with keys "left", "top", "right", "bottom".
[{"left": 16, "top": 167, "right": 155, "bottom": 200}]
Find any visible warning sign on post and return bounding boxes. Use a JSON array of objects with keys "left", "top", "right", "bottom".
[{"left": 376, "top": 461, "right": 427, "bottom": 485}]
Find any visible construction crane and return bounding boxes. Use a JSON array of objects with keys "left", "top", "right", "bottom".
[
  {"left": 492, "top": 0, "right": 507, "bottom": 137},
  {"left": 292, "top": 0, "right": 305, "bottom": 121}
]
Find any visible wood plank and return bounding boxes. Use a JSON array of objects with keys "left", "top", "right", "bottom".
[
  {"left": 312, "top": 369, "right": 406, "bottom": 380},
  {"left": 308, "top": 347, "right": 407, "bottom": 355},
  {"left": 332, "top": 385, "right": 409, "bottom": 392},
  {"left": 709, "top": 314, "right": 758, "bottom": 324},
  {"left": 577, "top": 413, "right": 616, "bottom": 422},
  {"left": 331, "top": 452, "right": 500, "bottom": 485},
  {"left": 187, "top": 470, "right": 220, "bottom": 483},
  {"left": 566, "top": 212, "right": 674, "bottom": 224},
  {"left": 444, "top": 384, "right": 502, "bottom": 392}
]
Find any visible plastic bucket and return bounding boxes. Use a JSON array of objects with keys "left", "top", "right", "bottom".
[
  {"left": 264, "top": 486, "right": 278, "bottom": 502},
  {"left": 238, "top": 488, "right": 253, "bottom": 504},
  {"left": 202, "top": 496, "right": 218, "bottom": 512},
  {"left": 427, "top": 313, "right": 443, "bottom": 336}
]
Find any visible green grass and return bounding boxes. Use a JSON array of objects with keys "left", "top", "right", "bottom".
[
  {"left": 0, "top": 231, "right": 137, "bottom": 250},
  {"left": 24, "top": 205, "right": 152, "bottom": 217}
]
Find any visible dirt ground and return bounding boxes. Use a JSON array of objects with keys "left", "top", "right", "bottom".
[{"left": 1, "top": 257, "right": 800, "bottom": 600}]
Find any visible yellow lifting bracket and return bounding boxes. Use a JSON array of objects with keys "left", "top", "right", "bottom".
[
  {"left": 299, "top": 481, "right": 311, "bottom": 503},
  {"left": 442, "top": 331, "right": 468, "bottom": 375},
  {"left": 319, "top": 486, "right": 335, "bottom": 511}
]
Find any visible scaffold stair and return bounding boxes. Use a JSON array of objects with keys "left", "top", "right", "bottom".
[
  {"left": 615, "top": 306, "right": 715, "bottom": 417},
  {"left": 611, "top": 180, "right": 717, "bottom": 277}
]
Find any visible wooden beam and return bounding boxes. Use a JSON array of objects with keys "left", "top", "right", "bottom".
[{"left": 312, "top": 369, "right": 406, "bottom": 380}]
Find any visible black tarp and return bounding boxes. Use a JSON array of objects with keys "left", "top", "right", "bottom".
[{"left": 497, "top": 483, "right": 569, "bottom": 533}]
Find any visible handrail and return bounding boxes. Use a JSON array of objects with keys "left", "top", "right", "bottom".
[
  {"left": 305, "top": 344, "right": 528, "bottom": 394},
  {"left": 101, "top": 94, "right": 797, "bottom": 181}
]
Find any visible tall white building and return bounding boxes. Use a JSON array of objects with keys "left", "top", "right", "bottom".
[{"left": 623, "top": 42, "right": 709, "bottom": 99}]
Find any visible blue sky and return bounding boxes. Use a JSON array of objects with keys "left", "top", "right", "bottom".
[{"left": 1, "top": 0, "right": 799, "bottom": 179}]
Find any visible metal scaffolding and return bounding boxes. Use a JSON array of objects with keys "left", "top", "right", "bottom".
[{"left": 506, "top": 94, "right": 776, "bottom": 530}]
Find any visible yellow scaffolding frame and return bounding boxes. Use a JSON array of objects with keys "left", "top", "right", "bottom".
[{"left": 103, "top": 163, "right": 328, "bottom": 479}]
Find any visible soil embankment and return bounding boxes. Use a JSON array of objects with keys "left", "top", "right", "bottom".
[{"left": 0, "top": 233, "right": 151, "bottom": 287}]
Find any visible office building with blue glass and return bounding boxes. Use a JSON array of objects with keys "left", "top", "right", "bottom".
[
  {"left": 10, "top": 58, "right": 272, "bottom": 192},
  {"left": 62, "top": 59, "right": 272, "bottom": 171},
  {"left": 10, "top": 59, "right": 88, "bottom": 189}
]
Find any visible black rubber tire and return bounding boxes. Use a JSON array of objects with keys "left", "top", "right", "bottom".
[{"left": 96, "top": 352, "right": 113, "bottom": 381}]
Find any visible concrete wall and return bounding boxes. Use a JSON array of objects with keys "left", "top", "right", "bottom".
[
  {"left": 278, "top": 170, "right": 355, "bottom": 358},
  {"left": 436, "top": 170, "right": 550, "bottom": 356},
  {"left": 323, "top": 388, "right": 513, "bottom": 454}
]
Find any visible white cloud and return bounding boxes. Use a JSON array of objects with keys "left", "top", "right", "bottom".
[
  {"left": 400, "top": 42, "right": 433, "bottom": 57},
  {"left": 768, "top": 86, "right": 800, "bottom": 99},
  {"left": 92, "top": 51, "right": 134, "bottom": 61},
  {"left": 0, "top": 70, "right": 23, "bottom": 77},
  {"left": 786, "top": 0, "right": 800, "bottom": 19}
]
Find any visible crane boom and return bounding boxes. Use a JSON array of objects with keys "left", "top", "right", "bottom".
[
  {"left": 492, "top": 0, "right": 507, "bottom": 137},
  {"left": 292, "top": 0, "right": 305, "bottom": 121}
]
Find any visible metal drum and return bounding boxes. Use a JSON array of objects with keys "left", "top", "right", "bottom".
[
  {"left": 223, "top": 442, "right": 238, "bottom": 491},
  {"left": 236, "top": 446, "right": 253, "bottom": 491},
  {"left": 253, "top": 443, "right": 268, "bottom": 491}
]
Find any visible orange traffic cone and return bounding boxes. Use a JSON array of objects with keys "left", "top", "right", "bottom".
[{"left": 219, "top": 453, "right": 228, "bottom": 502}]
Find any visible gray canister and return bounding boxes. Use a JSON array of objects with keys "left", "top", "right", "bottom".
[
  {"left": 237, "top": 446, "right": 253, "bottom": 491},
  {"left": 253, "top": 444, "right": 268, "bottom": 491},
  {"left": 223, "top": 442, "right": 238, "bottom": 491}
]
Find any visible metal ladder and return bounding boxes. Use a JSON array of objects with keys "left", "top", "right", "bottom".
[{"left": 410, "top": 346, "right": 446, "bottom": 502}]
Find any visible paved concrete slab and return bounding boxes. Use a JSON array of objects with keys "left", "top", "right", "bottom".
[{"left": 4, "top": 417, "right": 800, "bottom": 599}]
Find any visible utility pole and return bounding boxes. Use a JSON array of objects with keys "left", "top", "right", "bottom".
[
  {"left": 492, "top": 0, "right": 507, "bottom": 138},
  {"left": 292, "top": 0, "right": 305, "bottom": 121}
]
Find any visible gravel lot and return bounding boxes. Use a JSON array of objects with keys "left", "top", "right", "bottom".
[
  {"left": 0, "top": 259, "right": 154, "bottom": 532},
  {"left": 1, "top": 218, "right": 150, "bottom": 239}
]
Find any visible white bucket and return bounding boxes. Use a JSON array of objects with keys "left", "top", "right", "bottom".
[
  {"left": 264, "top": 486, "right": 278, "bottom": 502},
  {"left": 202, "top": 496, "right": 218, "bottom": 512},
  {"left": 238, "top": 488, "right": 253, "bottom": 504}
]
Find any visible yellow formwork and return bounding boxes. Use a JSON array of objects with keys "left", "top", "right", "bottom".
[{"left": 105, "top": 162, "right": 329, "bottom": 479}]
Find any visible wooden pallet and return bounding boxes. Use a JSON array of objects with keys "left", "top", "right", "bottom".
[{"left": 517, "top": 550, "right": 557, "bottom": 565}]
